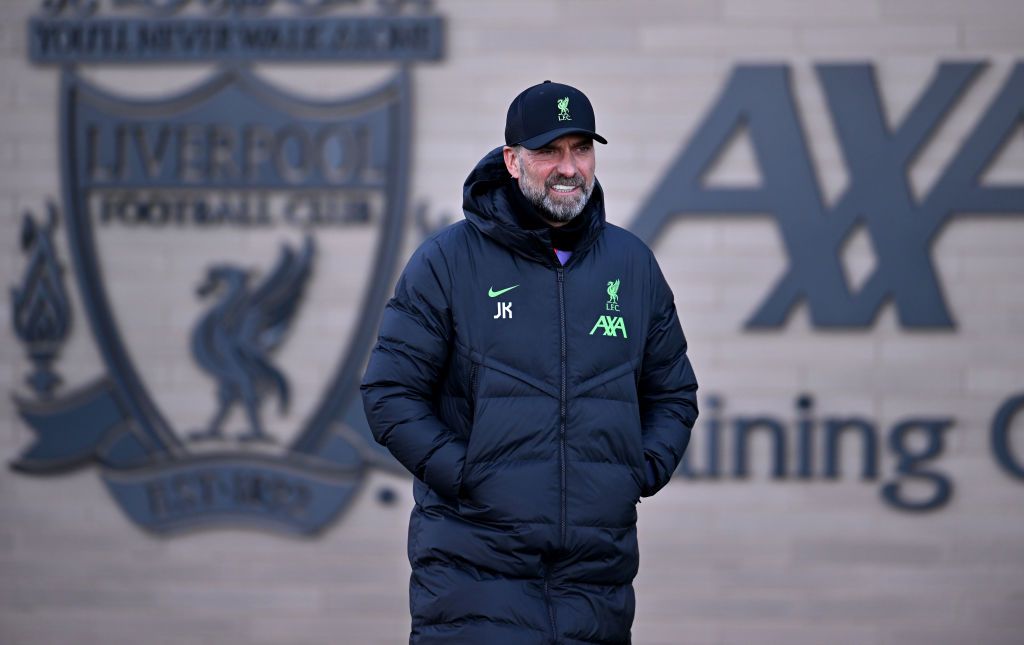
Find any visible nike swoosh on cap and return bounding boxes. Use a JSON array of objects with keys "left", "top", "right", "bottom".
[{"left": 488, "top": 285, "right": 520, "bottom": 297}]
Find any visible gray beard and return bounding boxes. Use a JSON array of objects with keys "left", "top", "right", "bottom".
[{"left": 516, "top": 160, "right": 593, "bottom": 223}]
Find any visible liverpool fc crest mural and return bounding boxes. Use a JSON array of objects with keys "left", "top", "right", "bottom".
[{"left": 10, "top": 0, "right": 446, "bottom": 535}]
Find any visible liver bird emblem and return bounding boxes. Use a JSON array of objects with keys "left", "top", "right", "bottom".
[
  {"left": 557, "top": 96, "right": 571, "bottom": 120},
  {"left": 606, "top": 279, "right": 620, "bottom": 306},
  {"left": 189, "top": 237, "right": 315, "bottom": 443}
]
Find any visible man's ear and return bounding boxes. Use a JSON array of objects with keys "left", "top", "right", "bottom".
[{"left": 502, "top": 146, "right": 520, "bottom": 179}]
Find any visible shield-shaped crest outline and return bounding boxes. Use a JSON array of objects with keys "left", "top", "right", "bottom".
[{"left": 59, "top": 66, "right": 411, "bottom": 463}]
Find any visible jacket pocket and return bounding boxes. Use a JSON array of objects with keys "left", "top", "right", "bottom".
[
  {"left": 629, "top": 369, "right": 645, "bottom": 493},
  {"left": 463, "top": 361, "right": 482, "bottom": 472},
  {"left": 468, "top": 361, "right": 480, "bottom": 424}
]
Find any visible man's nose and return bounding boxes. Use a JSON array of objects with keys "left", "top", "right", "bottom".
[{"left": 555, "top": 151, "right": 577, "bottom": 177}]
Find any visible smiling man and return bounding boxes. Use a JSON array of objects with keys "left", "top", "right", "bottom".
[
  {"left": 507, "top": 133, "right": 595, "bottom": 222},
  {"left": 362, "top": 81, "right": 699, "bottom": 644}
]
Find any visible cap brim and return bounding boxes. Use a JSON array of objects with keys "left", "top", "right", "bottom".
[{"left": 517, "top": 127, "right": 608, "bottom": 150}]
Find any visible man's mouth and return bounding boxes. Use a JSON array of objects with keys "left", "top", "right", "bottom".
[{"left": 550, "top": 184, "right": 580, "bottom": 194}]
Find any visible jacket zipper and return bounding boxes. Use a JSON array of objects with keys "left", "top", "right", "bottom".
[
  {"left": 556, "top": 267, "right": 567, "bottom": 547},
  {"left": 543, "top": 569, "right": 557, "bottom": 643},
  {"left": 550, "top": 266, "right": 568, "bottom": 645}
]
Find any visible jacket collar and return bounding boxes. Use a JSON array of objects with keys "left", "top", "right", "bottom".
[{"left": 462, "top": 146, "right": 606, "bottom": 266}]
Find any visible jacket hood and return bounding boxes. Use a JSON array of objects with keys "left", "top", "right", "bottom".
[{"left": 462, "top": 146, "right": 606, "bottom": 265}]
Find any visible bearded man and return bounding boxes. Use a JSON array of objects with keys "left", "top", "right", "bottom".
[{"left": 362, "top": 80, "right": 699, "bottom": 644}]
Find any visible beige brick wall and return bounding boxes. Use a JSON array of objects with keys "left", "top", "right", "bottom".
[{"left": 2, "top": 1, "right": 1023, "bottom": 643}]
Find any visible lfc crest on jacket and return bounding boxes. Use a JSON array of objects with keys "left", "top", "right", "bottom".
[{"left": 11, "top": 0, "right": 445, "bottom": 535}]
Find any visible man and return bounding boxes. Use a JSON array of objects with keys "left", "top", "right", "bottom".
[{"left": 361, "top": 81, "right": 698, "bottom": 644}]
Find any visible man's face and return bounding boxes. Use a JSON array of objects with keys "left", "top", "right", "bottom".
[{"left": 503, "top": 134, "right": 596, "bottom": 225}]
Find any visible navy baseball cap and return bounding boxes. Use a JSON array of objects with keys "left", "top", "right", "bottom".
[{"left": 505, "top": 81, "right": 608, "bottom": 150}]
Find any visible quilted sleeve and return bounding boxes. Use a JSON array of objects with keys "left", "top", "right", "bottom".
[
  {"left": 637, "top": 254, "right": 699, "bottom": 497},
  {"left": 360, "top": 238, "right": 467, "bottom": 500}
]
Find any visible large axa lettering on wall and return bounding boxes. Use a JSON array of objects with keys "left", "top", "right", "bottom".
[
  {"left": 9, "top": 0, "right": 445, "bottom": 535},
  {"left": 633, "top": 62, "right": 1024, "bottom": 329},
  {"left": 631, "top": 61, "right": 1024, "bottom": 512}
]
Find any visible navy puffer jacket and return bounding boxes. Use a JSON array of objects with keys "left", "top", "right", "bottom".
[{"left": 361, "top": 147, "right": 698, "bottom": 644}]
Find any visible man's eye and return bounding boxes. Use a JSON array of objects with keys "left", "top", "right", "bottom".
[{"left": 576, "top": 145, "right": 592, "bottom": 153}]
